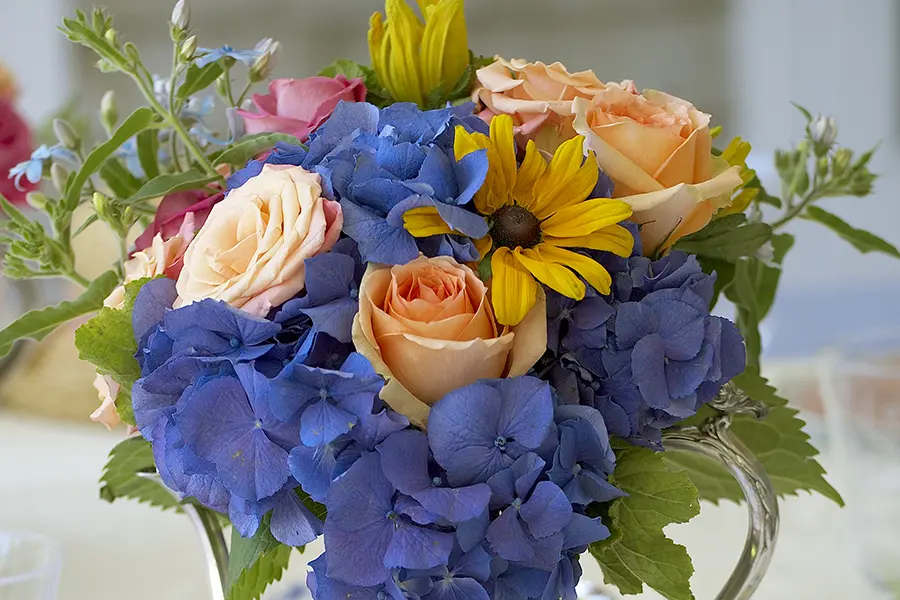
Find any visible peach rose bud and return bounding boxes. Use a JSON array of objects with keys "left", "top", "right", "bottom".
[{"left": 353, "top": 255, "right": 547, "bottom": 428}]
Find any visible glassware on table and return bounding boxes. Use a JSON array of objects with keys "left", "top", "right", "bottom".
[
  {"left": 820, "top": 330, "right": 900, "bottom": 597},
  {"left": 0, "top": 533, "right": 62, "bottom": 600}
]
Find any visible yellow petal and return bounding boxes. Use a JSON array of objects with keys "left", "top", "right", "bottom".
[
  {"left": 535, "top": 244, "right": 613, "bottom": 295},
  {"left": 403, "top": 206, "right": 454, "bottom": 237},
  {"left": 421, "top": 0, "right": 469, "bottom": 95},
  {"left": 454, "top": 125, "right": 490, "bottom": 161},
  {"left": 490, "top": 114, "right": 518, "bottom": 191},
  {"left": 454, "top": 125, "right": 509, "bottom": 215},
  {"left": 474, "top": 235, "right": 493, "bottom": 261},
  {"left": 512, "top": 140, "right": 547, "bottom": 211},
  {"left": 533, "top": 136, "right": 598, "bottom": 219},
  {"left": 491, "top": 247, "right": 538, "bottom": 326},
  {"left": 383, "top": 0, "right": 425, "bottom": 105},
  {"left": 540, "top": 198, "right": 633, "bottom": 238},
  {"left": 544, "top": 223, "right": 635, "bottom": 256},
  {"left": 513, "top": 247, "right": 585, "bottom": 301},
  {"left": 368, "top": 12, "right": 388, "bottom": 89}
]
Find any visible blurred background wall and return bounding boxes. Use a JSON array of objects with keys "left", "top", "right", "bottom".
[{"left": 3, "top": 0, "right": 897, "bottom": 359}]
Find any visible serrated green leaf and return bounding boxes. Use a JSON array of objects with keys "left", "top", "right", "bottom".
[
  {"left": 136, "top": 129, "right": 160, "bottom": 179},
  {"left": 123, "top": 170, "right": 219, "bottom": 205},
  {"left": 227, "top": 521, "right": 292, "bottom": 600},
  {"left": 64, "top": 108, "right": 159, "bottom": 210},
  {"left": 591, "top": 446, "right": 699, "bottom": 600},
  {"left": 0, "top": 270, "right": 119, "bottom": 358},
  {"left": 213, "top": 133, "right": 305, "bottom": 167},
  {"left": 99, "top": 436, "right": 181, "bottom": 512},
  {"left": 74, "top": 278, "right": 153, "bottom": 425},
  {"left": 178, "top": 63, "right": 225, "bottom": 100},
  {"left": 675, "top": 214, "right": 772, "bottom": 261},
  {"left": 667, "top": 368, "right": 843, "bottom": 507},
  {"left": 802, "top": 205, "right": 900, "bottom": 259}
]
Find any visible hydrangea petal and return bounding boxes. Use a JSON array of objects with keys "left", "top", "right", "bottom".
[
  {"left": 383, "top": 522, "right": 454, "bottom": 571},
  {"left": 520, "top": 481, "right": 573, "bottom": 539},
  {"left": 270, "top": 489, "right": 323, "bottom": 546}
]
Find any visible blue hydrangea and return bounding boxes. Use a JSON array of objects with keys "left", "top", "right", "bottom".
[
  {"left": 553, "top": 250, "right": 746, "bottom": 448},
  {"left": 228, "top": 101, "right": 491, "bottom": 265}
]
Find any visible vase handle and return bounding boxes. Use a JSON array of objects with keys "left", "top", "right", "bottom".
[{"left": 662, "top": 384, "right": 781, "bottom": 600}]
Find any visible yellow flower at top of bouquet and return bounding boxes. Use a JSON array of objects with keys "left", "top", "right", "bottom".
[
  {"left": 404, "top": 115, "right": 634, "bottom": 327},
  {"left": 368, "top": 0, "right": 469, "bottom": 106}
]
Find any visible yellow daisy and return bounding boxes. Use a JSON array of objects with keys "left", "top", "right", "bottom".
[{"left": 404, "top": 114, "right": 635, "bottom": 326}]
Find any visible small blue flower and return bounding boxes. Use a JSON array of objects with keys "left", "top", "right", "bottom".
[
  {"left": 484, "top": 453, "right": 571, "bottom": 571},
  {"left": 307, "top": 554, "right": 405, "bottom": 600},
  {"left": 269, "top": 352, "right": 384, "bottom": 447},
  {"left": 548, "top": 407, "right": 624, "bottom": 505},
  {"left": 377, "top": 430, "right": 491, "bottom": 525},
  {"left": 323, "top": 452, "right": 455, "bottom": 586},
  {"left": 195, "top": 45, "right": 263, "bottom": 68},
  {"left": 398, "top": 545, "right": 493, "bottom": 600},
  {"left": 427, "top": 377, "right": 555, "bottom": 487},
  {"left": 8, "top": 144, "right": 78, "bottom": 190}
]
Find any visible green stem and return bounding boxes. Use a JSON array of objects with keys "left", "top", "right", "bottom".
[
  {"left": 66, "top": 270, "right": 91, "bottom": 288},
  {"left": 130, "top": 70, "right": 220, "bottom": 179},
  {"left": 236, "top": 80, "right": 254, "bottom": 107},
  {"left": 118, "top": 235, "right": 128, "bottom": 272},
  {"left": 221, "top": 67, "right": 236, "bottom": 107},
  {"left": 167, "top": 50, "right": 185, "bottom": 172},
  {"left": 771, "top": 190, "right": 821, "bottom": 230}
]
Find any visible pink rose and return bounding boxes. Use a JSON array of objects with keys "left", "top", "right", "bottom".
[
  {"left": 133, "top": 189, "right": 223, "bottom": 252},
  {"left": 353, "top": 255, "right": 547, "bottom": 428},
  {"left": 237, "top": 76, "right": 367, "bottom": 141},
  {"left": 473, "top": 58, "right": 608, "bottom": 152},
  {"left": 0, "top": 99, "right": 37, "bottom": 205}
]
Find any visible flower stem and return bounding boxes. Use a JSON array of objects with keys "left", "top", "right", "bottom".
[
  {"left": 236, "top": 80, "right": 254, "bottom": 107},
  {"left": 771, "top": 190, "right": 821, "bottom": 230},
  {"left": 130, "top": 69, "right": 220, "bottom": 179},
  {"left": 66, "top": 269, "right": 91, "bottom": 288}
]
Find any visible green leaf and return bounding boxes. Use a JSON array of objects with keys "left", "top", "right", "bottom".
[
  {"left": 178, "top": 62, "right": 225, "bottom": 100},
  {"left": 591, "top": 446, "right": 700, "bottom": 600},
  {"left": 64, "top": 107, "right": 159, "bottom": 210},
  {"left": 745, "top": 176, "right": 782, "bottom": 208},
  {"left": 667, "top": 368, "right": 843, "bottom": 506},
  {"left": 136, "top": 129, "right": 160, "bottom": 179},
  {"left": 674, "top": 214, "right": 772, "bottom": 261},
  {"left": 802, "top": 205, "right": 900, "bottom": 259},
  {"left": 0, "top": 270, "right": 119, "bottom": 358},
  {"left": 124, "top": 170, "right": 219, "bottom": 205},
  {"left": 318, "top": 58, "right": 369, "bottom": 80},
  {"left": 213, "top": 133, "right": 305, "bottom": 168},
  {"left": 227, "top": 520, "right": 293, "bottom": 600},
  {"left": 99, "top": 159, "right": 142, "bottom": 199},
  {"left": 696, "top": 257, "right": 734, "bottom": 310},
  {"left": 74, "top": 278, "right": 153, "bottom": 425},
  {"left": 791, "top": 102, "right": 814, "bottom": 123},
  {"left": 99, "top": 437, "right": 181, "bottom": 511}
]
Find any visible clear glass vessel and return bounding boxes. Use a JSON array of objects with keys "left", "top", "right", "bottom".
[{"left": 0, "top": 532, "right": 63, "bottom": 600}]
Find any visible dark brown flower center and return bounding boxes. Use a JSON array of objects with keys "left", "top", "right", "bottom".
[{"left": 490, "top": 205, "right": 542, "bottom": 249}]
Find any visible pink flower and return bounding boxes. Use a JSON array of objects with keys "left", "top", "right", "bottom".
[
  {"left": 0, "top": 99, "right": 37, "bottom": 206},
  {"left": 236, "top": 76, "right": 367, "bottom": 141},
  {"left": 133, "top": 188, "right": 223, "bottom": 252}
]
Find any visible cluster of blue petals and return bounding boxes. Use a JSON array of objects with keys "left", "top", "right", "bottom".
[{"left": 228, "top": 100, "right": 491, "bottom": 266}]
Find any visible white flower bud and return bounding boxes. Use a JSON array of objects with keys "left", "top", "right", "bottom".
[
  {"left": 180, "top": 35, "right": 198, "bottom": 61},
  {"left": 171, "top": 0, "right": 190, "bottom": 31},
  {"left": 53, "top": 119, "right": 81, "bottom": 152},
  {"left": 100, "top": 91, "right": 118, "bottom": 132},
  {"left": 51, "top": 163, "right": 68, "bottom": 193},
  {"left": 810, "top": 115, "right": 838, "bottom": 155},
  {"left": 249, "top": 40, "right": 280, "bottom": 82}
]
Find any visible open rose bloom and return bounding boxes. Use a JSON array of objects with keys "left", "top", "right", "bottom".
[{"left": 353, "top": 255, "right": 547, "bottom": 427}]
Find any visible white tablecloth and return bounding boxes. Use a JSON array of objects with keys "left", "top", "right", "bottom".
[{"left": 0, "top": 412, "right": 881, "bottom": 600}]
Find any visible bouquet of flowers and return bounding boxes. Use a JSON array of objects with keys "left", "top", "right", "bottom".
[{"left": 1, "top": 1, "right": 896, "bottom": 599}]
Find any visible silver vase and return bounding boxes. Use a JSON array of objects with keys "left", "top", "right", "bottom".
[{"left": 149, "top": 383, "right": 779, "bottom": 600}]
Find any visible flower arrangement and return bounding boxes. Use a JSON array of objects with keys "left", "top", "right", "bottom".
[{"left": 0, "top": 1, "right": 896, "bottom": 599}]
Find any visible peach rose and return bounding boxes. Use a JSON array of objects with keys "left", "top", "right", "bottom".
[
  {"left": 175, "top": 164, "right": 343, "bottom": 316},
  {"left": 473, "top": 58, "right": 608, "bottom": 152},
  {"left": 103, "top": 214, "right": 196, "bottom": 310},
  {"left": 353, "top": 255, "right": 547, "bottom": 428},
  {"left": 91, "top": 374, "right": 121, "bottom": 430},
  {"left": 572, "top": 85, "right": 743, "bottom": 253}
]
